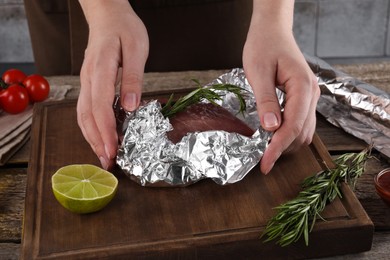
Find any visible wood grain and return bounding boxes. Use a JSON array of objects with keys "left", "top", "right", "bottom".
[
  {"left": 0, "top": 168, "right": 26, "bottom": 242},
  {"left": 20, "top": 99, "right": 373, "bottom": 259},
  {"left": 334, "top": 62, "right": 390, "bottom": 93},
  {"left": 0, "top": 243, "right": 20, "bottom": 259},
  {"left": 316, "top": 114, "right": 367, "bottom": 152}
]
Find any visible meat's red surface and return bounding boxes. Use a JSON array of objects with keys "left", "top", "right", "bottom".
[{"left": 167, "top": 103, "right": 254, "bottom": 143}]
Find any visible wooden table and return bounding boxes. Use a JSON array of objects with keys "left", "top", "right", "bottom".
[{"left": 1, "top": 65, "right": 390, "bottom": 259}]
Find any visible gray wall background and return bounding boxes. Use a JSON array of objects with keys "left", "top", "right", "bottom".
[
  {"left": 1, "top": 0, "right": 390, "bottom": 65},
  {"left": 0, "top": 0, "right": 33, "bottom": 63}
]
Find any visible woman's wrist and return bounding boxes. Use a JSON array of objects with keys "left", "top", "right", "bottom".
[
  {"left": 250, "top": 0, "right": 295, "bottom": 32},
  {"left": 79, "top": 0, "right": 134, "bottom": 25}
]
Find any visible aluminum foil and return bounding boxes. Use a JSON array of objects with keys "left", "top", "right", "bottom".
[
  {"left": 306, "top": 55, "right": 390, "bottom": 158},
  {"left": 116, "top": 68, "right": 281, "bottom": 187},
  {"left": 116, "top": 56, "right": 390, "bottom": 187}
]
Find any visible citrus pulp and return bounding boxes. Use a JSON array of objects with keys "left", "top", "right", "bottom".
[{"left": 51, "top": 164, "right": 118, "bottom": 214}]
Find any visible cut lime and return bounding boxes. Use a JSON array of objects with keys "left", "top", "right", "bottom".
[{"left": 51, "top": 164, "right": 118, "bottom": 214}]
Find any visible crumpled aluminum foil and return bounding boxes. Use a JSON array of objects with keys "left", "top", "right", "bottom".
[
  {"left": 116, "top": 56, "right": 390, "bottom": 187},
  {"left": 116, "top": 68, "right": 281, "bottom": 187},
  {"left": 306, "top": 55, "right": 390, "bottom": 158}
]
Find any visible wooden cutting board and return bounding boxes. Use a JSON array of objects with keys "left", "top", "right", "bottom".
[{"left": 21, "top": 95, "right": 373, "bottom": 259}]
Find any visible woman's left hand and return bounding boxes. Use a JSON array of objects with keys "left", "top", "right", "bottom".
[{"left": 243, "top": 0, "right": 320, "bottom": 174}]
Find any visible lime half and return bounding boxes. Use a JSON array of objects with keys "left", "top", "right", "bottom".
[{"left": 51, "top": 164, "right": 118, "bottom": 214}]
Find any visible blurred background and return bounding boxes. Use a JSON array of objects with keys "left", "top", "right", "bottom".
[{"left": 1, "top": 0, "right": 390, "bottom": 75}]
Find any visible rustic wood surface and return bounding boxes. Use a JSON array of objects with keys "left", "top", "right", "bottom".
[
  {"left": 334, "top": 62, "right": 390, "bottom": 93},
  {"left": 0, "top": 62, "right": 390, "bottom": 259},
  {"left": 21, "top": 98, "right": 372, "bottom": 259}
]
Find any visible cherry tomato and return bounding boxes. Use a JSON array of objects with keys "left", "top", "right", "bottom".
[
  {"left": 0, "top": 84, "right": 30, "bottom": 114},
  {"left": 2, "top": 69, "right": 27, "bottom": 85},
  {"left": 23, "top": 74, "right": 50, "bottom": 102}
]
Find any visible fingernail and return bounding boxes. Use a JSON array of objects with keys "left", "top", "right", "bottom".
[
  {"left": 99, "top": 156, "right": 108, "bottom": 170},
  {"left": 264, "top": 112, "right": 278, "bottom": 129},
  {"left": 123, "top": 92, "right": 138, "bottom": 111}
]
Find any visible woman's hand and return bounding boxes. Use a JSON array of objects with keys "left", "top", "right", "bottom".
[
  {"left": 77, "top": 0, "right": 149, "bottom": 169},
  {"left": 243, "top": 0, "right": 320, "bottom": 174}
]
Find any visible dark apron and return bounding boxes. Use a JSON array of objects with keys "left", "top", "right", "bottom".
[{"left": 24, "top": 0, "right": 252, "bottom": 76}]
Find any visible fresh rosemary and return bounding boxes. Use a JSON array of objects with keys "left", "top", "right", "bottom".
[
  {"left": 262, "top": 148, "right": 370, "bottom": 247},
  {"left": 160, "top": 79, "right": 247, "bottom": 118}
]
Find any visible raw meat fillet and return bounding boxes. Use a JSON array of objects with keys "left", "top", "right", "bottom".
[{"left": 166, "top": 103, "right": 254, "bottom": 143}]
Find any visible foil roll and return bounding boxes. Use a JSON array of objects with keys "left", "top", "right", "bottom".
[
  {"left": 116, "top": 69, "right": 280, "bottom": 187},
  {"left": 306, "top": 55, "right": 390, "bottom": 158}
]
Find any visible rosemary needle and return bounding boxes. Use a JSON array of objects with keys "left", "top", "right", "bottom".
[
  {"left": 160, "top": 79, "right": 248, "bottom": 118},
  {"left": 262, "top": 148, "right": 370, "bottom": 247}
]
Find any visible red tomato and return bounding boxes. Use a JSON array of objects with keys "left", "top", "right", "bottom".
[
  {"left": 2, "top": 69, "right": 27, "bottom": 85},
  {"left": 23, "top": 74, "right": 50, "bottom": 102},
  {"left": 0, "top": 84, "right": 30, "bottom": 114}
]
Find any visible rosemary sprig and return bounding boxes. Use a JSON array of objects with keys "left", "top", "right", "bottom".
[
  {"left": 262, "top": 148, "right": 370, "bottom": 247},
  {"left": 160, "top": 79, "right": 247, "bottom": 118}
]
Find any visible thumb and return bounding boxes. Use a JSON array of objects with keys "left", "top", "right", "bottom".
[{"left": 246, "top": 67, "right": 282, "bottom": 132}]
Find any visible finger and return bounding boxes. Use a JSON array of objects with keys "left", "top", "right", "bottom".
[
  {"left": 89, "top": 53, "right": 120, "bottom": 166},
  {"left": 77, "top": 71, "right": 110, "bottom": 169},
  {"left": 244, "top": 64, "right": 282, "bottom": 132},
  {"left": 284, "top": 75, "right": 320, "bottom": 153},
  {"left": 284, "top": 109, "right": 316, "bottom": 154},
  {"left": 120, "top": 36, "right": 148, "bottom": 112},
  {"left": 260, "top": 75, "right": 314, "bottom": 174},
  {"left": 284, "top": 87, "right": 319, "bottom": 153}
]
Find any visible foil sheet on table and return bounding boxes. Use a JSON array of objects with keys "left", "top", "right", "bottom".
[
  {"left": 306, "top": 55, "right": 390, "bottom": 158},
  {"left": 116, "top": 68, "right": 281, "bottom": 187},
  {"left": 116, "top": 56, "right": 390, "bottom": 187}
]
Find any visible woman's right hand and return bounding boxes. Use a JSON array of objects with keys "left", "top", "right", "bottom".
[{"left": 77, "top": 0, "right": 149, "bottom": 169}]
